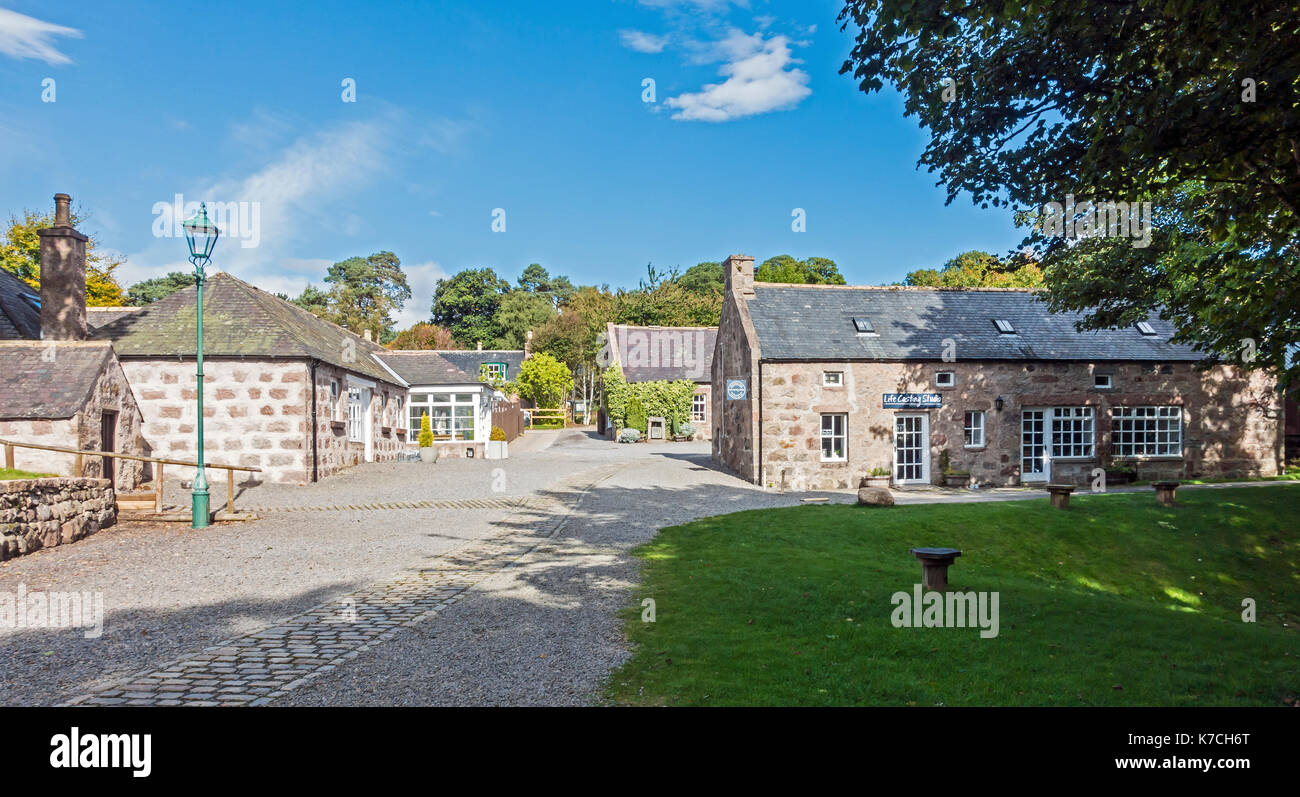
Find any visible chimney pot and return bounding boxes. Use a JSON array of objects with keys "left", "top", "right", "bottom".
[
  {"left": 477, "top": 341, "right": 483, "bottom": 351},
  {"left": 363, "top": 328, "right": 372, "bottom": 342},
  {"left": 53, "top": 193, "right": 72, "bottom": 227}
]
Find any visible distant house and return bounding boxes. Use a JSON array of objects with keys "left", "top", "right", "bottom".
[
  {"left": 603, "top": 322, "right": 716, "bottom": 439},
  {"left": 0, "top": 197, "right": 146, "bottom": 488},
  {"left": 378, "top": 348, "right": 526, "bottom": 457},
  {"left": 94, "top": 271, "right": 410, "bottom": 483}
]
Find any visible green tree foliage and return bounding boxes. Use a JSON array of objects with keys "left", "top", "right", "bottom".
[
  {"left": 495, "top": 289, "right": 558, "bottom": 349},
  {"left": 386, "top": 322, "right": 461, "bottom": 350},
  {"left": 517, "top": 263, "right": 575, "bottom": 306},
  {"left": 290, "top": 285, "right": 331, "bottom": 317},
  {"left": 679, "top": 261, "right": 723, "bottom": 295},
  {"left": 625, "top": 395, "right": 648, "bottom": 435},
  {"left": 755, "top": 255, "right": 846, "bottom": 285},
  {"left": 903, "top": 250, "right": 1044, "bottom": 289},
  {"left": 838, "top": 0, "right": 1300, "bottom": 383},
  {"left": 323, "top": 250, "right": 411, "bottom": 341},
  {"left": 1, "top": 208, "right": 126, "bottom": 306},
  {"left": 618, "top": 264, "right": 722, "bottom": 327},
  {"left": 431, "top": 267, "right": 510, "bottom": 347},
  {"left": 126, "top": 271, "right": 195, "bottom": 305},
  {"left": 514, "top": 352, "right": 574, "bottom": 408}
]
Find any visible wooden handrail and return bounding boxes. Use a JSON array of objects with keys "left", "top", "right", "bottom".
[{"left": 1, "top": 438, "right": 261, "bottom": 517}]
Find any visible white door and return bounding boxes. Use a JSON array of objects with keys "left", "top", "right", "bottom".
[
  {"left": 1021, "top": 409, "right": 1049, "bottom": 482},
  {"left": 894, "top": 414, "right": 930, "bottom": 484},
  {"left": 362, "top": 388, "right": 373, "bottom": 462}
]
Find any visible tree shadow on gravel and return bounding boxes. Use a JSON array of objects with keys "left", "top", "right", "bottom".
[{"left": 0, "top": 582, "right": 359, "bottom": 707}]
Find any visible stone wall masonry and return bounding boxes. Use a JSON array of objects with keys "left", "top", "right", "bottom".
[
  {"left": 312, "top": 363, "right": 407, "bottom": 480},
  {"left": 757, "top": 360, "right": 1282, "bottom": 491},
  {"left": 124, "top": 359, "right": 312, "bottom": 484},
  {"left": 0, "top": 477, "right": 115, "bottom": 560},
  {"left": 712, "top": 258, "right": 761, "bottom": 481}
]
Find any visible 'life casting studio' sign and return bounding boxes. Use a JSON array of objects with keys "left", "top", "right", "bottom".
[{"left": 882, "top": 393, "right": 942, "bottom": 409}]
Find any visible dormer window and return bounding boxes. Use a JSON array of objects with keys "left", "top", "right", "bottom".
[
  {"left": 993, "top": 319, "right": 1016, "bottom": 334},
  {"left": 1136, "top": 321, "right": 1157, "bottom": 336},
  {"left": 852, "top": 317, "right": 874, "bottom": 334}
]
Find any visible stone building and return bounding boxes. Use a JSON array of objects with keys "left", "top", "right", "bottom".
[
  {"left": 0, "top": 196, "right": 147, "bottom": 489},
  {"left": 712, "top": 254, "right": 1284, "bottom": 490},
  {"left": 94, "top": 271, "right": 410, "bottom": 484},
  {"left": 603, "top": 322, "right": 717, "bottom": 439}
]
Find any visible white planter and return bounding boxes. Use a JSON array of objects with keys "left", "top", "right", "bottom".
[
  {"left": 485, "top": 440, "right": 508, "bottom": 460},
  {"left": 419, "top": 447, "right": 438, "bottom": 463}
]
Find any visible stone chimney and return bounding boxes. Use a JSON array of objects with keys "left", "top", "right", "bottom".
[
  {"left": 363, "top": 328, "right": 372, "bottom": 342},
  {"left": 723, "top": 253, "right": 755, "bottom": 298},
  {"left": 37, "top": 193, "right": 89, "bottom": 340},
  {"left": 476, "top": 340, "right": 483, "bottom": 351},
  {"left": 524, "top": 329, "right": 533, "bottom": 359}
]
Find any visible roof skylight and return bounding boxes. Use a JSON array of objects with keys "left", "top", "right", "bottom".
[
  {"left": 1136, "top": 321, "right": 1157, "bottom": 336},
  {"left": 992, "top": 319, "right": 1016, "bottom": 334}
]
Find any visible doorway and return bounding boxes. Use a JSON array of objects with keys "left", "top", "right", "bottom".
[
  {"left": 99, "top": 410, "right": 117, "bottom": 490},
  {"left": 1021, "top": 409, "right": 1049, "bottom": 482},
  {"left": 893, "top": 414, "right": 930, "bottom": 484}
]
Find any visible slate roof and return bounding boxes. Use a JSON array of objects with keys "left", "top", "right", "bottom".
[
  {"left": 608, "top": 324, "right": 716, "bottom": 383},
  {"left": 378, "top": 351, "right": 478, "bottom": 386},
  {"left": 87, "top": 306, "right": 143, "bottom": 329},
  {"left": 0, "top": 268, "right": 41, "bottom": 340},
  {"left": 747, "top": 285, "right": 1203, "bottom": 362},
  {"left": 92, "top": 271, "right": 399, "bottom": 384},
  {"left": 421, "top": 350, "right": 527, "bottom": 384},
  {"left": 0, "top": 341, "right": 114, "bottom": 419}
]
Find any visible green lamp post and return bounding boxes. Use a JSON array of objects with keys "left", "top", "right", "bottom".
[{"left": 181, "top": 203, "right": 219, "bottom": 528}]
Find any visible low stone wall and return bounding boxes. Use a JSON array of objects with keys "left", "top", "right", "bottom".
[{"left": 0, "top": 478, "right": 116, "bottom": 561}]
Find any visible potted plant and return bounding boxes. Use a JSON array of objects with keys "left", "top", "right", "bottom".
[
  {"left": 418, "top": 413, "right": 437, "bottom": 463},
  {"left": 939, "top": 449, "right": 970, "bottom": 487},
  {"left": 674, "top": 422, "right": 696, "bottom": 442},
  {"left": 485, "top": 425, "right": 508, "bottom": 459},
  {"left": 862, "top": 467, "right": 891, "bottom": 488}
]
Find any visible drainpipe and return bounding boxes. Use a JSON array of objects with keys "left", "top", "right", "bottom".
[
  {"left": 310, "top": 359, "right": 320, "bottom": 482},
  {"left": 757, "top": 360, "right": 763, "bottom": 487}
]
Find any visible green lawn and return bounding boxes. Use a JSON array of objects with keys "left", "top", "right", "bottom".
[
  {"left": 607, "top": 486, "right": 1300, "bottom": 706},
  {"left": 0, "top": 467, "right": 55, "bottom": 480}
]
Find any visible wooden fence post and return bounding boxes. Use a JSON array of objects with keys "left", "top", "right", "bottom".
[{"left": 3, "top": 443, "right": 12, "bottom": 470}]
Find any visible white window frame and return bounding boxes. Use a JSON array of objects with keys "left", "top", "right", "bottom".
[
  {"left": 691, "top": 393, "right": 706, "bottom": 422},
  {"left": 408, "top": 389, "right": 478, "bottom": 442},
  {"left": 935, "top": 371, "right": 955, "bottom": 388},
  {"left": 1094, "top": 373, "right": 1113, "bottom": 389},
  {"left": 395, "top": 395, "right": 404, "bottom": 430},
  {"left": 1050, "top": 406, "right": 1094, "bottom": 459},
  {"left": 1111, "top": 406, "right": 1182, "bottom": 457},
  {"left": 329, "top": 379, "right": 341, "bottom": 421},
  {"left": 963, "top": 410, "right": 985, "bottom": 448},
  {"left": 822, "top": 371, "right": 844, "bottom": 386},
  {"left": 820, "top": 413, "right": 847, "bottom": 462},
  {"left": 347, "top": 387, "right": 364, "bottom": 442}
]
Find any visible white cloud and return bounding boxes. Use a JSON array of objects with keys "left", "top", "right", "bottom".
[
  {"left": 664, "top": 30, "right": 810, "bottom": 122},
  {"left": 619, "top": 29, "right": 669, "bottom": 54},
  {"left": 0, "top": 9, "right": 81, "bottom": 65},
  {"left": 393, "top": 260, "right": 449, "bottom": 329}
]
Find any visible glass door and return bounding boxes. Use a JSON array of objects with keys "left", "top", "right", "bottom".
[
  {"left": 894, "top": 414, "right": 930, "bottom": 484},
  {"left": 1021, "top": 409, "right": 1049, "bottom": 482}
]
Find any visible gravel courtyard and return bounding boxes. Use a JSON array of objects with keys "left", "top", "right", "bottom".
[{"left": 0, "top": 429, "right": 798, "bottom": 706}]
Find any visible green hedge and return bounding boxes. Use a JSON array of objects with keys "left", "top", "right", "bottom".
[{"left": 603, "top": 367, "right": 696, "bottom": 435}]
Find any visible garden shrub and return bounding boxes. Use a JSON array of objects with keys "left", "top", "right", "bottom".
[
  {"left": 418, "top": 413, "right": 434, "bottom": 447},
  {"left": 490, "top": 425, "right": 507, "bottom": 441},
  {"left": 618, "top": 428, "right": 642, "bottom": 443},
  {"left": 626, "top": 395, "right": 648, "bottom": 434}
]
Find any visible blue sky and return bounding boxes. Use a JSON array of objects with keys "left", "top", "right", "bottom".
[{"left": 0, "top": 0, "right": 1024, "bottom": 327}]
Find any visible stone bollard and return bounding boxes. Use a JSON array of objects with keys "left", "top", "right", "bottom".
[
  {"left": 1153, "top": 481, "right": 1180, "bottom": 506},
  {"left": 1045, "top": 483, "right": 1076, "bottom": 509},
  {"left": 909, "top": 547, "right": 962, "bottom": 591}
]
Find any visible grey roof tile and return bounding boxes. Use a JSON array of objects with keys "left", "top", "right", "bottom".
[
  {"left": 747, "top": 285, "right": 1203, "bottom": 362},
  {"left": 0, "top": 268, "right": 41, "bottom": 340},
  {"left": 608, "top": 324, "right": 716, "bottom": 382},
  {"left": 0, "top": 341, "right": 113, "bottom": 418}
]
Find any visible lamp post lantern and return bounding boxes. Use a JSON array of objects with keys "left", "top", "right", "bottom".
[{"left": 182, "top": 203, "right": 219, "bottom": 528}]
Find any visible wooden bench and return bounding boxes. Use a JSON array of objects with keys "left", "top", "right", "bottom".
[
  {"left": 1153, "top": 480, "right": 1181, "bottom": 506},
  {"left": 1045, "top": 483, "right": 1076, "bottom": 509},
  {"left": 909, "top": 547, "right": 962, "bottom": 591}
]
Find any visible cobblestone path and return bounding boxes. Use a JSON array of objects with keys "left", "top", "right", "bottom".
[{"left": 64, "top": 466, "right": 623, "bottom": 707}]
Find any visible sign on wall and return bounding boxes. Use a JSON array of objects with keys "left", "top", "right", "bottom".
[
  {"left": 726, "top": 379, "right": 748, "bottom": 400},
  {"left": 883, "top": 393, "right": 942, "bottom": 409}
]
